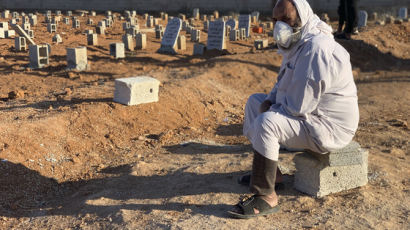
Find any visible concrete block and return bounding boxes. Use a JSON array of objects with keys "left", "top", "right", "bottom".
[
  {"left": 191, "top": 29, "right": 200, "bottom": 42},
  {"left": 294, "top": 150, "right": 368, "bottom": 197},
  {"left": 177, "top": 35, "right": 186, "bottom": 50},
  {"left": 136, "top": 33, "right": 146, "bottom": 49},
  {"left": 0, "top": 28, "right": 5, "bottom": 38},
  {"left": 63, "top": 17, "right": 69, "bottom": 24},
  {"left": 0, "top": 22, "right": 9, "bottom": 30},
  {"left": 254, "top": 39, "right": 268, "bottom": 50},
  {"left": 193, "top": 43, "right": 205, "bottom": 55},
  {"left": 15, "top": 37, "right": 27, "bottom": 51},
  {"left": 230, "top": 29, "right": 239, "bottom": 41},
  {"left": 306, "top": 141, "right": 365, "bottom": 167},
  {"left": 87, "top": 33, "right": 98, "bottom": 46},
  {"left": 47, "top": 23, "right": 56, "bottom": 33},
  {"left": 72, "top": 19, "right": 80, "bottom": 28},
  {"left": 114, "top": 76, "right": 160, "bottom": 106},
  {"left": 96, "top": 26, "right": 105, "bottom": 35},
  {"left": 5, "top": 30, "right": 15, "bottom": 38},
  {"left": 122, "top": 34, "right": 134, "bottom": 51},
  {"left": 23, "top": 23, "right": 30, "bottom": 30},
  {"left": 52, "top": 34, "right": 62, "bottom": 43},
  {"left": 29, "top": 44, "right": 49, "bottom": 68},
  {"left": 110, "top": 42, "right": 125, "bottom": 59},
  {"left": 67, "top": 46, "right": 88, "bottom": 71}
]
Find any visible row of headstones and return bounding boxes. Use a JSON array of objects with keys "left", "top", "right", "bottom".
[{"left": 357, "top": 7, "right": 408, "bottom": 28}]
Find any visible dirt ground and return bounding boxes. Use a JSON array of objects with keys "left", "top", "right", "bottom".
[{"left": 0, "top": 13, "right": 409, "bottom": 229}]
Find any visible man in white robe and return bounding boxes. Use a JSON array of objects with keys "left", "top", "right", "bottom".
[{"left": 229, "top": 0, "right": 359, "bottom": 218}]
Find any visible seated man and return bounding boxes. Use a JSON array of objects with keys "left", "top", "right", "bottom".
[{"left": 229, "top": 0, "right": 359, "bottom": 219}]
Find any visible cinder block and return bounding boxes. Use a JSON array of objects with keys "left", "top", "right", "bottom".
[
  {"left": 114, "top": 76, "right": 160, "bottom": 106},
  {"left": 5, "top": 30, "right": 15, "bottom": 38},
  {"left": 254, "top": 39, "right": 268, "bottom": 50},
  {"left": 177, "top": 35, "right": 186, "bottom": 50},
  {"left": 15, "top": 37, "right": 26, "bottom": 51},
  {"left": 87, "top": 33, "right": 98, "bottom": 46},
  {"left": 294, "top": 148, "right": 368, "bottom": 197},
  {"left": 67, "top": 46, "right": 88, "bottom": 71},
  {"left": 110, "top": 43, "right": 125, "bottom": 59},
  {"left": 52, "top": 34, "right": 62, "bottom": 43},
  {"left": 29, "top": 44, "right": 49, "bottom": 68},
  {"left": 122, "top": 34, "right": 134, "bottom": 51},
  {"left": 136, "top": 33, "right": 146, "bottom": 49}
]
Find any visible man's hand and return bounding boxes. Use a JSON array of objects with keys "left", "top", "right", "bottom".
[{"left": 259, "top": 100, "right": 273, "bottom": 113}]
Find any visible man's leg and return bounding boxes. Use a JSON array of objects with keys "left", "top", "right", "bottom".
[
  {"left": 248, "top": 111, "right": 324, "bottom": 209},
  {"left": 243, "top": 93, "right": 266, "bottom": 138}
]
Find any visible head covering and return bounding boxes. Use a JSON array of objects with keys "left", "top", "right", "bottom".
[{"left": 276, "top": 0, "right": 333, "bottom": 59}]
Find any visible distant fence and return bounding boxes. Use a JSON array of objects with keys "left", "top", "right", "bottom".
[{"left": 0, "top": 0, "right": 408, "bottom": 18}]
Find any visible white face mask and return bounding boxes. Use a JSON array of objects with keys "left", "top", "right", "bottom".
[{"left": 273, "top": 21, "right": 302, "bottom": 49}]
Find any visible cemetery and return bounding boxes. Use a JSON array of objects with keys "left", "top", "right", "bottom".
[{"left": 0, "top": 4, "right": 408, "bottom": 229}]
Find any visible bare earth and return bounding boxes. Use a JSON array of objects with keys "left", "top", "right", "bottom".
[{"left": 0, "top": 14, "right": 409, "bottom": 229}]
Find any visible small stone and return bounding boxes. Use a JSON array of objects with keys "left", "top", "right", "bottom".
[
  {"left": 8, "top": 90, "right": 24, "bottom": 99},
  {"left": 137, "top": 136, "right": 145, "bottom": 141},
  {"left": 64, "top": 88, "right": 72, "bottom": 96}
]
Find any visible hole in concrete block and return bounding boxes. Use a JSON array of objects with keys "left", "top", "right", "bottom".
[
  {"left": 40, "top": 58, "right": 48, "bottom": 65},
  {"left": 39, "top": 47, "right": 47, "bottom": 57},
  {"left": 333, "top": 172, "right": 337, "bottom": 177},
  {"left": 150, "top": 88, "right": 153, "bottom": 93}
]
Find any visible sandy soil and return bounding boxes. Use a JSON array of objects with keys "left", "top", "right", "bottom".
[{"left": 0, "top": 13, "right": 409, "bottom": 229}]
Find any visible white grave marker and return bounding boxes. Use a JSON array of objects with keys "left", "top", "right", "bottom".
[
  {"left": 238, "top": 14, "right": 251, "bottom": 37},
  {"left": 158, "top": 17, "right": 182, "bottom": 54},
  {"left": 358, "top": 10, "right": 368, "bottom": 28},
  {"left": 207, "top": 20, "right": 226, "bottom": 50},
  {"left": 399, "top": 7, "right": 408, "bottom": 19}
]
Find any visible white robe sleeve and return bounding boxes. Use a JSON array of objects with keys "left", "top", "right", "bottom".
[{"left": 281, "top": 45, "right": 331, "bottom": 118}]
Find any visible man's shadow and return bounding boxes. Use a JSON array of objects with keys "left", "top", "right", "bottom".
[{"left": 0, "top": 158, "right": 250, "bottom": 219}]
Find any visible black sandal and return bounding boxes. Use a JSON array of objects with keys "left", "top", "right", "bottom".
[
  {"left": 237, "top": 174, "right": 285, "bottom": 190},
  {"left": 227, "top": 195, "right": 280, "bottom": 219}
]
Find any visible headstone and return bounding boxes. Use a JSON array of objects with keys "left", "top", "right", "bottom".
[
  {"left": 52, "top": 34, "right": 62, "bottom": 43},
  {"left": 266, "top": 22, "right": 274, "bottom": 29},
  {"left": 67, "top": 11, "right": 72, "bottom": 16},
  {"left": 56, "top": 10, "right": 61, "bottom": 16},
  {"left": 238, "top": 15, "right": 251, "bottom": 37},
  {"left": 193, "top": 8, "right": 200, "bottom": 20},
  {"left": 157, "top": 17, "right": 182, "bottom": 54},
  {"left": 136, "top": 33, "right": 147, "bottom": 49},
  {"left": 240, "top": 28, "right": 246, "bottom": 40},
  {"left": 155, "top": 27, "right": 164, "bottom": 39},
  {"left": 399, "top": 7, "right": 408, "bottom": 19},
  {"left": 87, "top": 34, "right": 98, "bottom": 45},
  {"left": 98, "top": 21, "right": 106, "bottom": 28},
  {"left": 193, "top": 43, "right": 206, "bottom": 55},
  {"left": 96, "top": 26, "right": 105, "bottom": 35},
  {"left": 201, "top": 14, "right": 207, "bottom": 21},
  {"left": 72, "top": 19, "right": 80, "bottom": 29},
  {"left": 23, "top": 23, "right": 30, "bottom": 31},
  {"left": 5, "top": 30, "right": 15, "bottom": 38},
  {"left": 67, "top": 46, "right": 88, "bottom": 71},
  {"left": 91, "top": 11, "right": 96, "bottom": 17},
  {"left": 207, "top": 20, "right": 226, "bottom": 50},
  {"left": 110, "top": 43, "right": 125, "bottom": 59},
  {"left": 127, "top": 25, "right": 140, "bottom": 37},
  {"left": 251, "top": 11, "right": 260, "bottom": 21},
  {"left": 143, "top": 13, "right": 149, "bottom": 20},
  {"left": 122, "top": 34, "right": 135, "bottom": 51},
  {"left": 113, "top": 76, "right": 160, "bottom": 106},
  {"left": 191, "top": 29, "right": 200, "bottom": 42},
  {"left": 64, "top": 17, "right": 69, "bottom": 24},
  {"left": 162, "top": 13, "right": 168, "bottom": 21},
  {"left": 15, "top": 37, "right": 26, "bottom": 51},
  {"left": 29, "top": 17, "right": 37, "bottom": 26},
  {"left": 84, "top": 29, "right": 93, "bottom": 35},
  {"left": 0, "top": 28, "right": 5, "bottom": 38},
  {"left": 177, "top": 35, "right": 186, "bottom": 50},
  {"left": 225, "top": 25, "right": 231, "bottom": 37},
  {"left": 178, "top": 13, "right": 186, "bottom": 21},
  {"left": 147, "top": 16, "right": 154, "bottom": 27},
  {"left": 213, "top": 11, "right": 219, "bottom": 19},
  {"left": 386, "top": 16, "right": 395, "bottom": 24},
  {"left": 47, "top": 23, "right": 56, "bottom": 33},
  {"left": 203, "top": 20, "right": 209, "bottom": 31},
  {"left": 294, "top": 142, "right": 368, "bottom": 197},
  {"left": 369, "top": 12, "right": 378, "bottom": 21},
  {"left": 26, "top": 30, "right": 34, "bottom": 39},
  {"left": 229, "top": 29, "right": 239, "bottom": 41},
  {"left": 29, "top": 44, "right": 49, "bottom": 68},
  {"left": 358, "top": 10, "right": 368, "bottom": 28},
  {"left": 87, "top": 18, "right": 93, "bottom": 25},
  {"left": 123, "top": 22, "right": 131, "bottom": 30},
  {"left": 226, "top": 19, "right": 237, "bottom": 30},
  {"left": 2, "top": 10, "right": 9, "bottom": 19},
  {"left": 0, "top": 22, "right": 8, "bottom": 31}
]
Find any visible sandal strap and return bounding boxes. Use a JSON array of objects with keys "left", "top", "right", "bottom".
[{"left": 238, "top": 195, "right": 273, "bottom": 215}]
